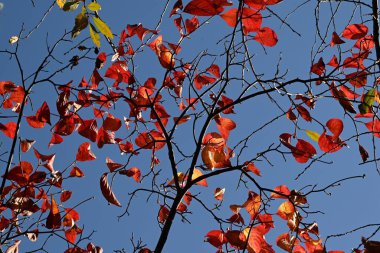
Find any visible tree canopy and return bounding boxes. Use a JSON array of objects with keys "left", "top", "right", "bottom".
[{"left": 1, "top": 0, "right": 380, "bottom": 252}]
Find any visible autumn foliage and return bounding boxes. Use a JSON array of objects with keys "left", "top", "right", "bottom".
[{"left": 2, "top": 0, "right": 380, "bottom": 252}]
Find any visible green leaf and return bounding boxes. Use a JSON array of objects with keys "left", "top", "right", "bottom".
[
  {"left": 93, "top": 17, "right": 113, "bottom": 39},
  {"left": 71, "top": 12, "right": 88, "bottom": 38},
  {"left": 63, "top": 0, "right": 80, "bottom": 11},
  {"left": 87, "top": 2, "right": 101, "bottom": 11},
  {"left": 89, "top": 24, "right": 101, "bottom": 48},
  {"left": 305, "top": 130, "right": 320, "bottom": 142},
  {"left": 359, "top": 88, "right": 376, "bottom": 114}
]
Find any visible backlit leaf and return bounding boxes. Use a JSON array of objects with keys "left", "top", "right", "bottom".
[
  {"left": 93, "top": 17, "right": 113, "bottom": 39},
  {"left": 100, "top": 173, "right": 121, "bottom": 207},
  {"left": 342, "top": 24, "right": 368, "bottom": 40}
]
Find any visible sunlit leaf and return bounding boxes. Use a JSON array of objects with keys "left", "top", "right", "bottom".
[{"left": 93, "top": 17, "right": 113, "bottom": 39}]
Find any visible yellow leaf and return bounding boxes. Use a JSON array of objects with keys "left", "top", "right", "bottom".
[
  {"left": 89, "top": 24, "right": 100, "bottom": 48},
  {"left": 305, "top": 130, "right": 320, "bottom": 142},
  {"left": 87, "top": 2, "right": 101, "bottom": 11},
  {"left": 191, "top": 168, "right": 208, "bottom": 186},
  {"left": 93, "top": 17, "right": 113, "bottom": 39},
  {"left": 9, "top": 36, "right": 19, "bottom": 44},
  {"left": 56, "top": 0, "right": 66, "bottom": 8}
]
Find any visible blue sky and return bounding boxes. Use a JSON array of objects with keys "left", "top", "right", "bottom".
[{"left": 1, "top": 0, "right": 380, "bottom": 252}]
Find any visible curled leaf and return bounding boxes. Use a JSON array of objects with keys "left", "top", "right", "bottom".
[{"left": 100, "top": 173, "right": 121, "bottom": 207}]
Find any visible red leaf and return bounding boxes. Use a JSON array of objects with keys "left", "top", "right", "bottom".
[
  {"left": 105, "top": 61, "right": 135, "bottom": 85},
  {"left": 366, "top": 119, "right": 380, "bottom": 138},
  {"left": 330, "top": 32, "right": 345, "bottom": 47},
  {"left": 254, "top": 27, "right": 278, "bottom": 47},
  {"left": 310, "top": 57, "right": 325, "bottom": 76},
  {"left": 96, "top": 127, "right": 116, "bottom": 148},
  {"left": 207, "top": 64, "right": 221, "bottom": 78},
  {"left": 184, "top": 0, "right": 231, "bottom": 16},
  {"left": 271, "top": 185, "right": 291, "bottom": 198},
  {"left": 35, "top": 101, "right": 51, "bottom": 125},
  {"left": 342, "top": 24, "right": 368, "bottom": 40},
  {"left": 215, "top": 116, "right": 236, "bottom": 140},
  {"left": 102, "top": 114, "right": 122, "bottom": 132},
  {"left": 20, "top": 139, "right": 35, "bottom": 152},
  {"left": 326, "top": 118, "right": 343, "bottom": 139},
  {"left": 135, "top": 131, "right": 166, "bottom": 150},
  {"left": 170, "top": 0, "right": 183, "bottom": 16},
  {"left": 76, "top": 142, "right": 96, "bottom": 161},
  {"left": 359, "top": 144, "right": 369, "bottom": 162},
  {"left": 318, "top": 131, "right": 344, "bottom": 153},
  {"left": 354, "top": 35, "right": 374, "bottom": 51},
  {"left": 185, "top": 16, "right": 199, "bottom": 34},
  {"left": 226, "top": 230, "right": 247, "bottom": 249},
  {"left": 119, "top": 167, "right": 141, "bottom": 183},
  {"left": 95, "top": 52, "right": 107, "bottom": 69},
  {"left": 194, "top": 74, "right": 217, "bottom": 90},
  {"left": 0, "top": 122, "right": 17, "bottom": 139},
  {"left": 78, "top": 119, "right": 98, "bottom": 142},
  {"left": 158, "top": 205, "right": 170, "bottom": 223},
  {"left": 48, "top": 133, "right": 64, "bottom": 147},
  {"left": 296, "top": 105, "right": 312, "bottom": 122},
  {"left": 34, "top": 148, "right": 56, "bottom": 172},
  {"left": 205, "top": 230, "right": 228, "bottom": 248},
  {"left": 100, "top": 173, "right": 121, "bottom": 207},
  {"left": 106, "top": 157, "right": 123, "bottom": 172},
  {"left": 60, "top": 191, "right": 72, "bottom": 202},
  {"left": 327, "top": 55, "right": 339, "bottom": 67}
]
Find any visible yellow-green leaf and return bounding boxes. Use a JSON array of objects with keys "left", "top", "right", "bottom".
[
  {"left": 56, "top": 0, "right": 66, "bottom": 8},
  {"left": 305, "top": 130, "right": 320, "bottom": 142},
  {"left": 72, "top": 12, "right": 88, "bottom": 38},
  {"left": 93, "top": 17, "right": 113, "bottom": 39},
  {"left": 87, "top": 2, "right": 101, "bottom": 11},
  {"left": 89, "top": 24, "right": 100, "bottom": 48}
]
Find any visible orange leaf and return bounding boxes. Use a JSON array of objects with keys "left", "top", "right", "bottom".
[
  {"left": 243, "top": 191, "right": 261, "bottom": 217},
  {"left": 215, "top": 116, "right": 236, "bottom": 140},
  {"left": 100, "top": 173, "right": 121, "bottom": 207},
  {"left": 366, "top": 119, "right": 380, "bottom": 138},
  {"left": 135, "top": 131, "right": 166, "bottom": 150},
  {"left": 277, "top": 201, "right": 295, "bottom": 220},
  {"left": 69, "top": 166, "right": 84, "bottom": 177},
  {"left": 192, "top": 168, "right": 208, "bottom": 186},
  {"left": 271, "top": 185, "right": 290, "bottom": 198}
]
